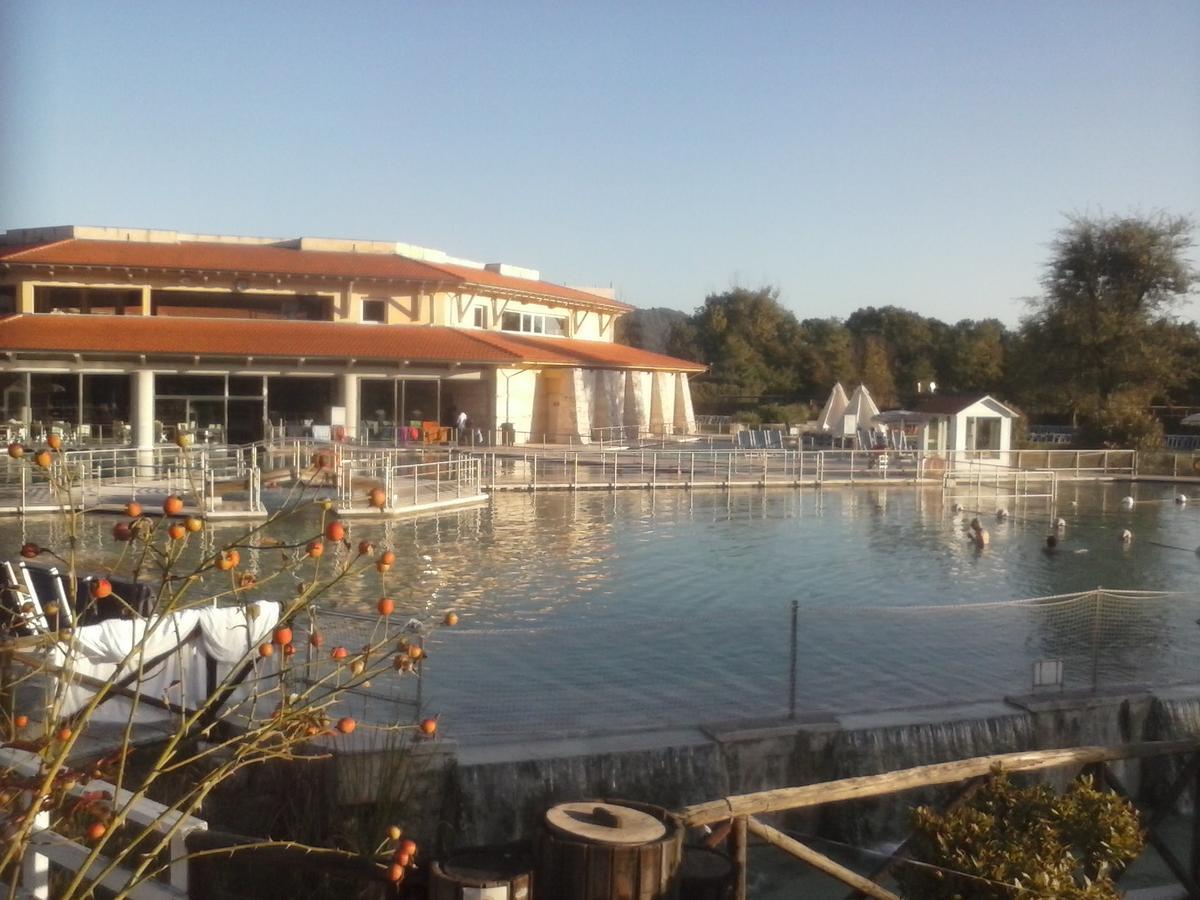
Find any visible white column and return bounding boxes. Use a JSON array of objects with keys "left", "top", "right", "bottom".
[
  {"left": 339, "top": 373, "right": 360, "bottom": 440},
  {"left": 132, "top": 369, "right": 155, "bottom": 474},
  {"left": 132, "top": 370, "right": 155, "bottom": 449}
]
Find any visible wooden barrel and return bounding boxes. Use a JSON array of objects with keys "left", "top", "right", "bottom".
[
  {"left": 429, "top": 843, "right": 533, "bottom": 900},
  {"left": 679, "top": 847, "right": 734, "bottom": 900},
  {"left": 535, "top": 800, "right": 683, "bottom": 900}
]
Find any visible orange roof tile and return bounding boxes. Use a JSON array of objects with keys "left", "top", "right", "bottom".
[
  {"left": 427, "top": 262, "right": 633, "bottom": 311},
  {"left": 0, "top": 314, "right": 705, "bottom": 372},
  {"left": 0, "top": 239, "right": 631, "bottom": 312}
]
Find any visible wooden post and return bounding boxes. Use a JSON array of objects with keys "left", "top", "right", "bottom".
[{"left": 731, "top": 815, "right": 748, "bottom": 900}]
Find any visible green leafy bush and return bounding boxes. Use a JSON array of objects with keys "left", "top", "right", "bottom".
[{"left": 897, "top": 770, "right": 1143, "bottom": 899}]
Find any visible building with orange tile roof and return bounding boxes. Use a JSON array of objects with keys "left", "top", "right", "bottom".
[{"left": 0, "top": 226, "right": 702, "bottom": 447}]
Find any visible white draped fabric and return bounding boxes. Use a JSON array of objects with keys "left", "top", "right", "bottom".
[{"left": 49, "top": 602, "right": 280, "bottom": 720}]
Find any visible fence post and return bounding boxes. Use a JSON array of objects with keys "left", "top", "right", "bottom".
[{"left": 731, "top": 815, "right": 748, "bottom": 900}]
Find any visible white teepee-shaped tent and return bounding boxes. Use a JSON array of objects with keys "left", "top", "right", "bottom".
[
  {"left": 816, "top": 382, "right": 850, "bottom": 432},
  {"left": 840, "top": 384, "right": 881, "bottom": 438}
]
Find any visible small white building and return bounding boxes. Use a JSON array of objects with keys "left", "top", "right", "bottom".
[{"left": 912, "top": 394, "right": 1021, "bottom": 466}]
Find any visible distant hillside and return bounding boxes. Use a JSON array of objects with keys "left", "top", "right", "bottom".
[{"left": 616, "top": 307, "right": 689, "bottom": 354}]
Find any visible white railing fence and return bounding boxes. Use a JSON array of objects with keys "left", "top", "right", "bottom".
[{"left": 1, "top": 746, "right": 207, "bottom": 900}]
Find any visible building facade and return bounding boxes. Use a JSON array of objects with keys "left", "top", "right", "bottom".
[{"left": 0, "top": 226, "right": 703, "bottom": 448}]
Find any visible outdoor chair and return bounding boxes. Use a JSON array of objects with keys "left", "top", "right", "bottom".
[
  {"left": 1, "top": 560, "right": 44, "bottom": 637},
  {"left": 18, "top": 562, "right": 74, "bottom": 632}
]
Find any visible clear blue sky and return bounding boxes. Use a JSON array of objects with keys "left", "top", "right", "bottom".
[{"left": 2, "top": 1, "right": 1197, "bottom": 326}]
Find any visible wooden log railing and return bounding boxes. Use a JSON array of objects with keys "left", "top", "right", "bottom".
[{"left": 676, "top": 740, "right": 1200, "bottom": 900}]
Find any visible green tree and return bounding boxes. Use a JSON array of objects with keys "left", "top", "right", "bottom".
[
  {"left": 939, "top": 318, "right": 1009, "bottom": 394},
  {"left": 897, "top": 770, "right": 1144, "bottom": 899},
  {"left": 616, "top": 307, "right": 690, "bottom": 354},
  {"left": 680, "top": 287, "right": 814, "bottom": 404},
  {"left": 856, "top": 334, "right": 898, "bottom": 408},
  {"left": 847, "top": 306, "right": 946, "bottom": 401},
  {"left": 801, "top": 318, "right": 859, "bottom": 389},
  {"left": 1018, "top": 212, "right": 1196, "bottom": 423}
]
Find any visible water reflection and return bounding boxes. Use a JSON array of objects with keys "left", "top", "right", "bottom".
[{"left": 3, "top": 482, "right": 1200, "bottom": 738}]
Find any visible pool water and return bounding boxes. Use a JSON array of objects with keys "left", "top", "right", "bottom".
[{"left": 6, "top": 481, "right": 1200, "bottom": 741}]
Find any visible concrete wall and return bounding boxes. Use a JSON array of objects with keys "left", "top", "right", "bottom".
[
  {"left": 350, "top": 289, "right": 424, "bottom": 324},
  {"left": 428, "top": 686, "right": 1194, "bottom": 849},
  {"left": 495, "top": 368, "right": 539, "bottom": 441}
]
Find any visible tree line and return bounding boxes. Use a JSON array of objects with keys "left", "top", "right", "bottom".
[{"left": 618, "top": 213, "right": 1198, "bottom": 448}]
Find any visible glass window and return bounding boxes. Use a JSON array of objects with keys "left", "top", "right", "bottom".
[
  {"left": 363, "top": 299, "right": 387, "bottom": 323},
  {"left": 228, "top": 376, "right": 264, "bottom": 398},
  {"left": 500, "top": 310, "right": 568, "bottom": 337},
  {"left": 472, "top": 306, "right": 488, "bottom": 329},
  {"left": 157, "top": 375, "right": 225, "bottom": 396}
]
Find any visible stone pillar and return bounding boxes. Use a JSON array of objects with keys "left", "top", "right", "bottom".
[
  {"left": 138, "top": 285, "right": 152, "bottom": 315},
  {"left": 650, "top": 371, "right": 676, "bottom": 435},
  {"left": 674, "top": 373, "right": 696, "bottom": 434},
  {"left": 549, "top": 369, "right": 594, "bottom": 444},
  {"left": 623, "top": 371, "right": 652, "bottom": 435},
  {"left": 591, "top": 370, "right": 626, "bottom": 436},
  {"left": 339, "top": 373, "right": 360, "bottom": 440}
]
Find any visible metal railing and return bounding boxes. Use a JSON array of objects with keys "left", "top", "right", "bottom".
[
  {"left": 335, "top": 456, "right": 484, "bottom": 512},
  {"left": 459, "top": 447, "right": 1131, "bottom": 492}
]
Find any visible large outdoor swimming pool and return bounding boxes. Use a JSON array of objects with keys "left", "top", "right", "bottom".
[{"left": 6, "top": 480, "right": 1200, "bottom": 741}]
